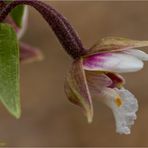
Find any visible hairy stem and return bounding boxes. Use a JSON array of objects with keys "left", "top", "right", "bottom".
[{"left": 0, "top": 0, "right": 87, "bottom": 59}]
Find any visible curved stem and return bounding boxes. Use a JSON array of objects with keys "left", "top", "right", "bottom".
[{"left": 0, "top": 0, "right": 87, "bottom": 59}]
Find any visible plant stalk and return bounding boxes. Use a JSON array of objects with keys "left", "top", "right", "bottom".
[{"left": 0, "top": 0, "right": 87, "bottom": 59}]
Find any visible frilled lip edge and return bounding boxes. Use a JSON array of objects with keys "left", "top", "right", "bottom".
[{"left": 101, "top": 87, "right": 138, "bottom": 135}]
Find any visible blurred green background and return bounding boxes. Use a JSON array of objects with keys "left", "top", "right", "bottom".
[{"left": 0, "top": 1, "right": 148, "bottom": 146}]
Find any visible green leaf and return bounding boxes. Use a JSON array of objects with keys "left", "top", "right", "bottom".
[
  {"left": 0, "top": 23, "right": 20, "bottom": 118},
  {"left": 11, "top": 5, "right": 25, "bottom": 27}
]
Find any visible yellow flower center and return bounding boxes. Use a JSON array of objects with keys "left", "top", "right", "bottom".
[{"left": 115, "top": 96, "right": 122, "bottom": 107}]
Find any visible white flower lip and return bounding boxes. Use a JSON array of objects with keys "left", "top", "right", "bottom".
[{"left": 103, "top": 88, "right": 138, "bottom": 135}]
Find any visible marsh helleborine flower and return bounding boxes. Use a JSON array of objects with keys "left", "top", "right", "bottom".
[
  {"left": 1, "top": 0, "right": 148, "bottom": 135},
  {"left": 65, "top": 37, "right": 148, "bottom": 134}
]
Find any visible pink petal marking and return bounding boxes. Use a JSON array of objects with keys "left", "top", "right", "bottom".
[
  {"left": 83, "top": 53, "right": 112, "bottom": 70},
  {"left": 83, "top": 52, "right": 143, "bottom": 73}
]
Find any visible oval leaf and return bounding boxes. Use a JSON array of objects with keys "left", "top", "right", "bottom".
[{"left": 0, "top": 23, "right": 20, "bottom": 118}]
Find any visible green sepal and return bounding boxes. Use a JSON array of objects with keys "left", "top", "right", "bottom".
[
  {"left": 88, "top": 36, "right": 148, "bottom": 55},
  {"left": 65, "top": 59, "right": 93, "bottom": 123}
]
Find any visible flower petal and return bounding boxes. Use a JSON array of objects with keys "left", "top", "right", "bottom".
[
  {"left": 20, "top": 42, "right": 43, "bottom": 63},
  {"left": 105, "top": 72, "right": 125, "bottom": 88},
  {"left": 88, "top": 37, "right": 148, "bottom": 55},
  {"left": 101, "top": 87, "right": 138, "bottom": 134},
  {"left": 86, "top": 71, "right": 112, "bottom": 97},
  {"left": 64, "top": 59, "right": 93, "bottom": 123},
  {"left": 83, "top": 52, "right": 143, "bottom": 73},
  {"left": 123, "top": 49, "right": 148, "bottom": 61}
]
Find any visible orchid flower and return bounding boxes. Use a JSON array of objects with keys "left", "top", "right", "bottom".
[
  {"left": 3, "top": 4, "right": 43, "bottom": 63},
  {"left": 65, "top": 37, "right": 148, "bottom": 134},
  {"left": 0, "top": 0, "right": 148, "bottom": 135}
]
